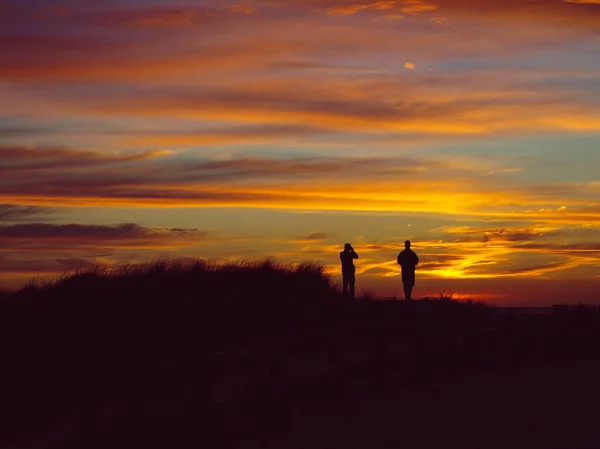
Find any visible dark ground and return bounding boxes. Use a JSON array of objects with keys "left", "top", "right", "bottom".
[
  {"left": 242, "top": 360, "right": 600, "bottom": 449},
  {"left": 2, "top": 262, "right": 600, "bottom": 449}
]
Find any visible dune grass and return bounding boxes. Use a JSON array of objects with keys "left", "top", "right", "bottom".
[
  {"left": 2, "top": 258, "right": 600, "bottom": 449},
  {"left": 4, "top": 258, "right": 497, "bottom": 315}
]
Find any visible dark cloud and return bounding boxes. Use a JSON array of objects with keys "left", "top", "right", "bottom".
[
  {"left": 0, "top": 221, "right": 205, "bottom": 283},
  {"left": 170, "top": 228, "right": 199, "bottom": 234},
  {"left": 514, "top": 242, "right": 600, "bottom": 254},
  {"left": 0, "top": 126, "right": 48, "bottom": 137},
  {"left": 294, "top": 232, "right": 330, "bottom": 242},
  {"left": 508, "top": 261, "right": 570, "bottom": 275},
  {"left": 0, "top": 257, "right": 96, "bottom": 275},
  {"left": 0, "top": 204, "right": 53, "bottom": 222},
  {"left": 116, "top": 9, "right": 199, "bottom": 27},
  {"left": 0, "top": 147, "right": 165, "bottom": 171},
  {"left": 426, "top": 229, "right": 600, "bottom": 265},
  {"left": 440, "top": 226, "right": 600, "bottom": 251},
  {"left": 0, "top": 33, "right": 135, "bottom": 81},
  {"left": 0, "top": 0, "right": 597, "bottom": 88},
  {"left": 442, "top": 226, "right": 554, "bottom": 243},
  {"left": 65, "top": 78, "right": 599, "bottom": 141},
  {"left": 0, "top": 259, "right": 60, "bottom": 274},
  {"left": 0, "top": 223, "right": 204, "bottom": 245},
  {"left": 56, "top": 258, "right": 97, "bottom": 271},
  {"left": 0, "top": 146, "right": 449, "bottom": 206},
  {"left": 126, "top": 123, "right": 332, "bottom": 147},
  {"left": 417, "top": 253, "right": 464, "bottom": 270},
  {"left": 0, "top": 223, "right": 147, "bottom": 239},
  {"left": 364, "top": 244, "right": 393, "bottom": 251},
  {"left": 418, "top": 260, "right": 454, "bottom": 270},
  {"left": 84, "top": 87, "right": 501, "bottom": 128},
  {"left": 266, "top": 0, "right": 600, "bottom": 27},
  {"left": 362, "top": 267, "right": 389, "bottom": 275},
  {"left": 0, "top": 2, "right": 269, "bottom": 82},
  {"left": 432, "top": 0, "right": 600, "bottom": 27},
  {"left": 83, "top": 6, "right": 259, "bottom": 28},
  {"left": 480, "top": 228, "right": 547, "bottom": 243},
  {"left": 183, "top": 156, "right": 433, "bottom": 180}
]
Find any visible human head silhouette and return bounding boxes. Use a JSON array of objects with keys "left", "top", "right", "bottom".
[
  {"left": 405, "top": 240, "right": 411, "bottom": 249},
  {"left": 344, "top": 243, "right": 352, "bottom": 251}
]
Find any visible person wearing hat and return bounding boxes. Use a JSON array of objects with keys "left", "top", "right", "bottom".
[
  {"left": 397, "top": 240, "right": 419, "bottom": 300},
  {"left": 340, "top": 243, "right": 359, "bottom": 298}
]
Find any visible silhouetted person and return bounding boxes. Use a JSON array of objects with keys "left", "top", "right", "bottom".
[
  {"left": 397, "top": 240, "right": 419, "bottom": 300},
  {"left": 340, "top": 243, "right": 359, "bottom": 298}
]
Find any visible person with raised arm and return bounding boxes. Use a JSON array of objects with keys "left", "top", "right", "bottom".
[{"left": 340, "top": 243, "right": 359, "bottom": 298}]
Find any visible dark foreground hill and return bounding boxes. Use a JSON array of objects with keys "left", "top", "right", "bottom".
[{"left": 2, "top": 259, "right": 600, "bottom": 449}]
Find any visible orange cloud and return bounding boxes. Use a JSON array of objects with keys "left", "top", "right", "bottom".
[
  {"left": 274, "top": 0, "right": 600, "bottom": 28},
  {"left": 327, "top": 0, "right": 435, "bottom": 15},
  {"left": 227, "top": 4, "right": 257, "bottom": 14},
  {"left": 399, "top": 0, "right": 436, "bottom": 13},
  {"left": 427, "top": 0, "right": 600, "bottom": 28},
  {"left": 1, "top": 147, "right": 599, "bottom": 228},
  {"left": 66, "top": 78, "right": 600, "bottom": 139},
  {"left": 131, "top": 10, "right": 196, "bottom": 26},
  {"left": 303, "top": 223, "right": 600, "bottom": 285},
  {"left": 327, "top": 4, "right": 371, "bottom": 15},
  {"left": 430, "top": 16, "right": 449, "bottom": 24}
]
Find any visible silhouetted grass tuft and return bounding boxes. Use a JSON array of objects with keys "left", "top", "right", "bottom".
[{"left": 418, "top": 292, "right": 495, "bottom": 312}]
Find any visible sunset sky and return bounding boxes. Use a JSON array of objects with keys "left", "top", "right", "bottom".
[{"left": 1, "top": 0, "right": 599, "bottom": 304}]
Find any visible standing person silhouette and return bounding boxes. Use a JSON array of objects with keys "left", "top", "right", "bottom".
[
  {"left": 397, "top": 240, "right": 419, "bottom": 300},
  {"left": 340, "top": 243, "right": 359, "bottom": 298}
]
